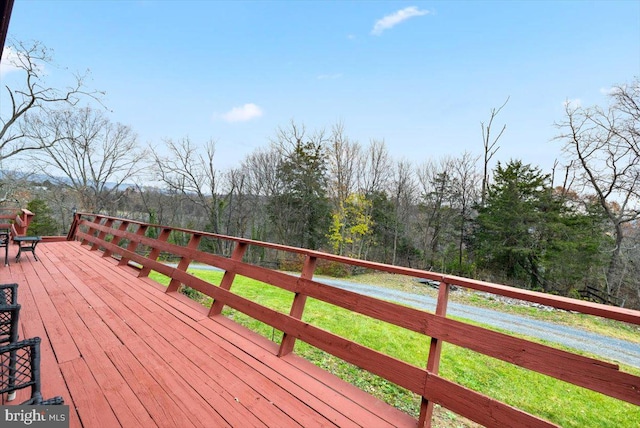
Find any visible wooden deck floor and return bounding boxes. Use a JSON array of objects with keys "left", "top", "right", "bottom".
[{"left": 1, "top": 241, "right": 416, "bottom": 428}]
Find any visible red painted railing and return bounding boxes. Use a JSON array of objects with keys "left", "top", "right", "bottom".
[
  {"left": 0, "top": 208, "right": 33, "bottom": 234},
  {"left": 68, "top": 212, "right": 640, "bottom": 428}
]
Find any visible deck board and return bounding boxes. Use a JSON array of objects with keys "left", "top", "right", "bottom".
[
  {"left": 58, "top": 357, "right": 122, "bottom": 427},
  {"left": 1, "top": 241, "right": 416, "bottom": 428},
  {"left": 72, "top": 248, "right": 396, "bottom": 427},
  {"left": 68, "top": 247, "right": 360, "bottom": 427},
  {"left": 79, "top": 348, "right": 158, "bottom": 427}
]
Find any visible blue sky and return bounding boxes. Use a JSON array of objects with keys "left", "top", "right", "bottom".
[{"left": 2, "top": 1, "right": 639, "bottom": 174}]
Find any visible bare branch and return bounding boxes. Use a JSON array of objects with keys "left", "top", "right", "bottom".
[
  {"left": 0, "top": 39, "right": 104, "bottom": 164},
  {"left": 480, "top": 96, "right": 509, "bottom": 205},
  {"left": 554, "top": 78, "right": 640, "bottom": 295},
  {"left": 28, "top": 107, "right": 147, "bottom": 213}
]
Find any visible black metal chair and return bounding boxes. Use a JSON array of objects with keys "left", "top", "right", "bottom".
[
  {"left": 0, "top": 305, "right": 21, "bottom": 402},
  {"left": 0, "top": 337, "right": 64, "bottom": 405},
  {"left": 0, "top": 283, "right": 18, "bottom": 306},
  {"left": 0, "top": 304, "right": 20, "bottom": 346},
  {"left": 0, "top": 284, "right": 19, "bottom": 345},
  {"left": 0, "top": 231, "right": 9, "bottom": 266},
  {"left": 0, "top": 284, "right": 20, "bottom": 402}
]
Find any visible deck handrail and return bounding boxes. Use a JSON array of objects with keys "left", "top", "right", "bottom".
[
  {"left": 0, "top": 208, "right": 32, "bottom": 230},
  {"left": 69, "top": 212, "right": 640, "bottom": 428}
]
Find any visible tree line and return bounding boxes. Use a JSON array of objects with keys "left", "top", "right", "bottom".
[{"left": 2, "top": 40, "right": 639, "bottom": 309}]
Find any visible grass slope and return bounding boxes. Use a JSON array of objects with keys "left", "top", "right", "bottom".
[{"left": 150, "top": 269, "right": 640, "bottom": 428}]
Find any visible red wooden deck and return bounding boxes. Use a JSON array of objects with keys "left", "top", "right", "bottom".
[{"left": 1, "top": 241, "right": 415, "bottom": 428}]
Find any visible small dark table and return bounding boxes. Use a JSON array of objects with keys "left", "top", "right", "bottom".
[
  {"left": 14, "top": 236, "right": 42, "bottom": 262},
  {"left": 0, "top": 230, "right": 9, "bottom": 266}
]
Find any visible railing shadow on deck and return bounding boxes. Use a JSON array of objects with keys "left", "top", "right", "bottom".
[{"left": 67, "top": 212, "right": 640, "bottom": 428}]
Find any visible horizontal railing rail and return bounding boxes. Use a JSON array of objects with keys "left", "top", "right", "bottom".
[
  {"left": 0, "top": 208, "right": 32, "bottom": 232},
  {"left": 68, "top": 212, "right": 640, "bottom": 428}
]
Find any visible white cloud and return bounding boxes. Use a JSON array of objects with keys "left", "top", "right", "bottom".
[
  {"left": 563, "top": 98, "right": 582, "bottom": 108},
  {"left": 371, "top": 6, "right": 430, "bottom": 36},
  {"left": 0, "top": 46, "right": 47, "bottom": 77},
  {"left": 600, "top": 86, "right": 625, "bottom": 97},
  {"left": 600, "top": 86, "right": 615, "bottom": 95},
  {"left": 0, "top": 47, "right": 23, "bottom": 77},
  {"left": 221, "top": 103, "right": 263, "bottom": 123}
]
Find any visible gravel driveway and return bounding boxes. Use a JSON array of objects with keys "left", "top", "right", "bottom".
[
  {"left": 314, "top": 277, "right": 640, "bottom": 369},
  {"left": 180, "top": 264, "right": 640, "bottom": 368}
]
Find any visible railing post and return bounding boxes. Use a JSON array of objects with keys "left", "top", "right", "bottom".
[
  {"left": 138, "top": 228, "right": 172, "bottom": 278},
  {"left": 278, "top": 255, "right": 316, "bottom": 357},
  {"left": 66, "top": 212, "right": 81, "bottom": 241},
  {"left": 208, "top": 241, "right": 248, "bottom": 316},
  {"left": 118, "top": 224, "right": 148, "bottom": 266},
  {"left": 91, "top": 218, "right": 113, "bottom": 251},
  {"left": 419, "top": 279, "right": 450, "bottom": 428},
  {"left": 81, "top": 215, "right": 103, "bottom": 246},
  {"left": 166, "top": 233, "right": 202, "bottom": 292},
  {"left": 19, "top": 209, "right": 34, "bottom": 234},
  {"left": 103, "top": 221, "right": 130, "bottom": 258}
]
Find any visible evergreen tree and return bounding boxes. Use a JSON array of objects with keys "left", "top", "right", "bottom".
[
  {"left": 268, "top": 139, "right": 331, "bottom": 250},
  {"left": 472, "top": 161, "right": 557, "bottom": 290},
  {"left": 367, "top": 190, "right": 396, "bottom": 263},
  {"left": 540, "top": 193, "right": 609, "bottom": 296},
  {"left": 26, "top": 199, "right": 61, "bottom": 236},
  {"left": 471, "top": 160, "right": 606, "bottom": 293}
]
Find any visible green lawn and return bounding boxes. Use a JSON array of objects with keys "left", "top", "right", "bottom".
[{"left": 150, "top": 269, "right": 640, "bottom": 427}]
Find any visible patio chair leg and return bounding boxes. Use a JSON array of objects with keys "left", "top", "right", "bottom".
[{"left": 7, "top": 391, "right": 16, "bottom": 401}]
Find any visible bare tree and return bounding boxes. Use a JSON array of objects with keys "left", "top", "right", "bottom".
[
  {"left": 326, "top": 122, "right": 361, "bottom": 208},
  {"left": 134, "top": 183, "right": 183, "bottom": 227},
  {"left": 416, "top": 157, "right": 455, "bottom": 268},
  {"left": 224, "top": 167, "right": 252, "bottom": 238},
  {"left": 0, "top": 39, "right": 102, "bottom": 164},
  {"left": 609, "top": 80, "right": 640, "bottom": 153},
  {"left": 551, "top": 159, "right": 575, "bottom": 198},
  {"left": 152, "top": 138, "right": 226, "bottom": 238},
  {"left": 451, "top": 151, "right": 481, "bottom": 269},
  {"left": 270, "top": 119, "right": 328, "bottom": 157},
  {"left": 480, "top": 97, "right": 509, "bottom": 205},
  {"left": 324, "top": 123, "right": 366, "bottom": 255},
  {"left": 241, "top": 146, "right": 284, "bottom": 199},
  {"left": 29, "top": 107, "right": 147, "bottom": 213},
  {"left": 389, "top": 159, "right": 417, "bottom": 266},
  {"left": 238, "top": 147, "right": 284, "bottom": 251},
  {"left": 359, "top": 139, "right": 391, "bottom": 195},
  {"left": 0, "top": 169, "right": 28, "bottom": 205},
  {"left": 555, "top": 79, "right": 640, "bottom": 302}
]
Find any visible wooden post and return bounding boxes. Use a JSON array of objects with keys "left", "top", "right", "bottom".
[
  {"left": 91, "top": 218, "right": 113, "bottom": 251},
  {"left": 66, "top": 212, "right": 81, "bottom": 241},
  {"left": 418, "top": 280, "right": 450, "bottom": 428},
  {"left": 19, "top": 209, "right": 34, "bottom": 234},
  {"left": 166, "top": 233, "right": 202, "bottom": 292},
  {"left": 278, "top": 255, "right": 316, "bottom": 357},
  {"left": 103, "top": 221, "right": 129, "bottom": 258},
  {"left": 139, "top": 228, "right": 172, "bottom": 278},
  {"left": 208, "top": 242, "right": 248, "bottom": 316},
  {"left": 118, "top": 224, "right": 148, "bottom": 266},
  {"left": 81, "top": 215, "right": 103, "bottom": 246}
]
